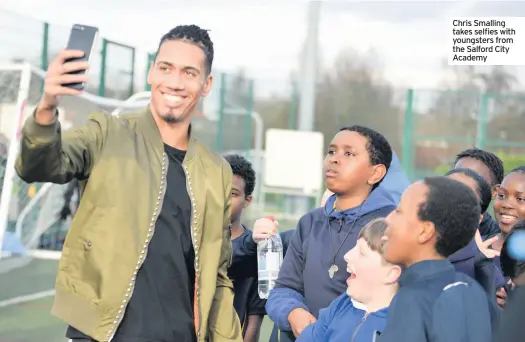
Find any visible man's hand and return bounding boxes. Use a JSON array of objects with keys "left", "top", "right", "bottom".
[
  {"left": 288, "top": 308, "right": 316, "bottom": 338},
  {"left": 475, "top": 230, "right": 500, "bottom": 258},
  {"left": 37, "top": 49, "right": 89, "bottom": 124},
  {"left": 252, "top": 217, "right": 278, "bottom": 243}
]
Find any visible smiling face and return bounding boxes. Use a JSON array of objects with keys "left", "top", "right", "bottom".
[
  {"left": 494, "top": 171, "right": 525, "bottom": 233},
  {"left": 344, "top": 238, "right": 400, "bottom": 304},
  {"left": 147, "top": 39, "right": 212, "bottom": 124},
  {"left": 344, "top": 238, "right": 385, "bottom": 301},
  {"left": 383, "top": 182, "right": 435, "bottom": 266}
]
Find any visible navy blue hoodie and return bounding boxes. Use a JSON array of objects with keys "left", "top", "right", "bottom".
[
  {"left": 447, "top": 240, "right": 502, "bottom": 312},
  {"left": 265, "top": 188, "right": 396, "bottom": 339},
  {"left": 296, "top": 293, "right": 388, "bottom": 342},
  {"left": 376, "top": 260, "right": 498, "bottom": 342},
  {"left": 449, "top": 239, "right": 481, "bottom": 278},
  {"left": 480, "top": 212, "right": 500, "bottom": 240},
  {"left": 380, "top": 152, "right": 410, "bottom": 203}
]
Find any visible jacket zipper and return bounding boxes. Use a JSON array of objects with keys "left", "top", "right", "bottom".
[
  {"left": 182, "top": 163, "right": 201, "bottom": 342},
  {"left": 105, "top": 153, "right": 169, "bottom": 342},
  {"left": 350, "top": 312, "right": 369, "bottom": 342}
]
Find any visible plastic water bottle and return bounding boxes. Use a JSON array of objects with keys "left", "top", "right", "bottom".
[{"left": 257, "top": 216, "right": 283, "bottom": 299}]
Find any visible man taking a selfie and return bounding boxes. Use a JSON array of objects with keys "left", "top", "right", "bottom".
[{"left": 16, "top": 25, "right": 241, "bottom": 342}]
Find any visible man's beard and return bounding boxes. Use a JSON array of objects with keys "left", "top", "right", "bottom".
[{"left": 160, "top": 112, "right": 186, "bottom": 123}]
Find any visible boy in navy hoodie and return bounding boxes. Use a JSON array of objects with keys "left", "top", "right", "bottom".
[
  {"left": 224, "top": 154, "right": 265, "bottom": 342},
  {"left": 378, "top": 176, "right": 496, "bottom": 342},
  {"left": 297, "top": 218, "right": 401, "bottom": 342},
  {"left": 265, "top": 126, "right": 396, "bottom": 342}
]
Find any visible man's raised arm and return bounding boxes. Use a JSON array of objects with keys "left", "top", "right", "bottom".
[{"left": 15, "top": 49, "right": 107, "bottom": 184}]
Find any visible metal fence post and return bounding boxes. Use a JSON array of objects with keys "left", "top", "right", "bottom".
[
  {"left": 40, "top": 22, "right": 50, "bottom": 93},
  {"left": 289, "top": 82, "right": 298, "bottom": 129},
  {"left": 98, "top": 38, "right": 108, "bottom": 97},
  {"left": 476, "top": 93, "right": 489, "bottom": 149},
  {"left": 216, "top": 72, "right": 227, "bottom": 151},
  {"left": 245, "top": 79, "right": 254, "bottom": 155},
  {"left": 402, "top": 88, "right": 415, "bottom": 180},
  {"left": 129, "top": 47, "right": 136, "bottom": 97},
  {"left": 41, "top": 22, "right": 49, "bottom": 70},
  {"left": 145, "top": 53, "right": 155, "bottom": 91}
]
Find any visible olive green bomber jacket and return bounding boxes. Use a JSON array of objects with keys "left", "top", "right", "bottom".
[{"left": 15, "top": 108, "right": 242, "bottom": 342}]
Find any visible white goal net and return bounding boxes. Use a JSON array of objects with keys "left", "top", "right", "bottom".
[{"left": 0, "top": 63, "right": 149, "bottom": 258}]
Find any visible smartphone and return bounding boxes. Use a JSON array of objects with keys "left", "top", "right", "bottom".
[{"left": 63, "top": 24, "right": 99, "bottom": 90}]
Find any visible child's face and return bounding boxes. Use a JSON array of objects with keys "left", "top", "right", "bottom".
[
  {"left": 494, "top": 172, "right": 525, "bottom": 233},
  {"left": 344, "top": 238, "right": 399, "bottom": 304},
  {"left": 323, "top": 130, "right": 385, "bottom": 196},
  {"left": 383, "top": 182, "right": 433, "bottom": 266},
  {"left": 230, "top": 175, "right": 251, "bottom": 224},
  {"left": 455, "top": 157, "right": 494, "bottom": 187}
]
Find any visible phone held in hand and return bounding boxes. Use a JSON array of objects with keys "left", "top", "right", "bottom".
[{"left": 63, "top": 24, "right": 99, "bottom": 90}]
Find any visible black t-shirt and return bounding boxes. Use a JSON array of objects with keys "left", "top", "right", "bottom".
[
  {"left": 228, "top": 227, "right": 266, "bottom": 336},
  {"left": 67, "top": 144, "right": 196, "bottom": 342}
]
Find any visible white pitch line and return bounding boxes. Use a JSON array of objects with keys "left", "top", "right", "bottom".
[{"left": 0, "top": 289, "right": 56, "bottom": 308}]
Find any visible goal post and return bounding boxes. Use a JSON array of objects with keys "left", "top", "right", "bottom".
[
  {"left": 0, "top": 63, "right": 31, "bottom": 255},
  {"left": 0, "top": 63, "right": 150, "bottom": 257}
]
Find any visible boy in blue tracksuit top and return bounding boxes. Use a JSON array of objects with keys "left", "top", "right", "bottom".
[
  {"left": 297, "top": 218, "right": 401, "bottom": 342},
  {"left": 378, "top": 176, "right": 498, "bottom": 342},
  {"left": 264, "top": 126, "right": 397, "bottom": 341}
]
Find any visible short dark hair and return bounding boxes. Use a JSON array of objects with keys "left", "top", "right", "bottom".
[
  {"left": 224, "top": 154, "right": 256, "bottom": 197},
  {"left": 445, "top": 168, "right": 492, "bottom": 214},
  {"left": 156, "top": 25, "right": 214, "bottom": 74},
  {"left": 419, "top": 176, "right": 480, "bottom": 257},
  {"left": 454, "top": 148, "right": 504, "bottom": 186},
  {"left": 501, "top": 220, "right": 525, "bottom": 280},
  {"left": 339, "top": 125, "right": 392, "bottom": 189},
  {"left": 509, "top": 165, "right": 525, "bottom": 175}
]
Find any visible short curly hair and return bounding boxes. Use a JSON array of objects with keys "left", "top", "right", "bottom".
[
  {"left": 509, "top": 165, "right": 525, "bottom": 175},
  {"left": 224, "top": 154, "right": 256, "bottom": 197},
  {"left": 339, "top": 125, "right": 392, "bottom": 189},
  {"left": 419, "top": 176, "right": 480, "bottom": 257},
  {"left": 156, "top": 24, "right": 214, "bottom": 75},
  {"left": 454, "top": 148, "right": 504, "bottom": 186},
  {"left": 445, "top": 168, "right": 492, "bottom": 214}
]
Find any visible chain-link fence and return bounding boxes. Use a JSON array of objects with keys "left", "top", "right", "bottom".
[
  {"left": 192, "top": 72, "right": 255, "bottom": 154},
  {"left": 0, "top": 9, "right": 135, "bottom": 102},
  {"left": 402, "top": 89, "right": 525, "bottom": 179},
  {"left": 98, "top": 39, "right": 136, "bottom": 99}
]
